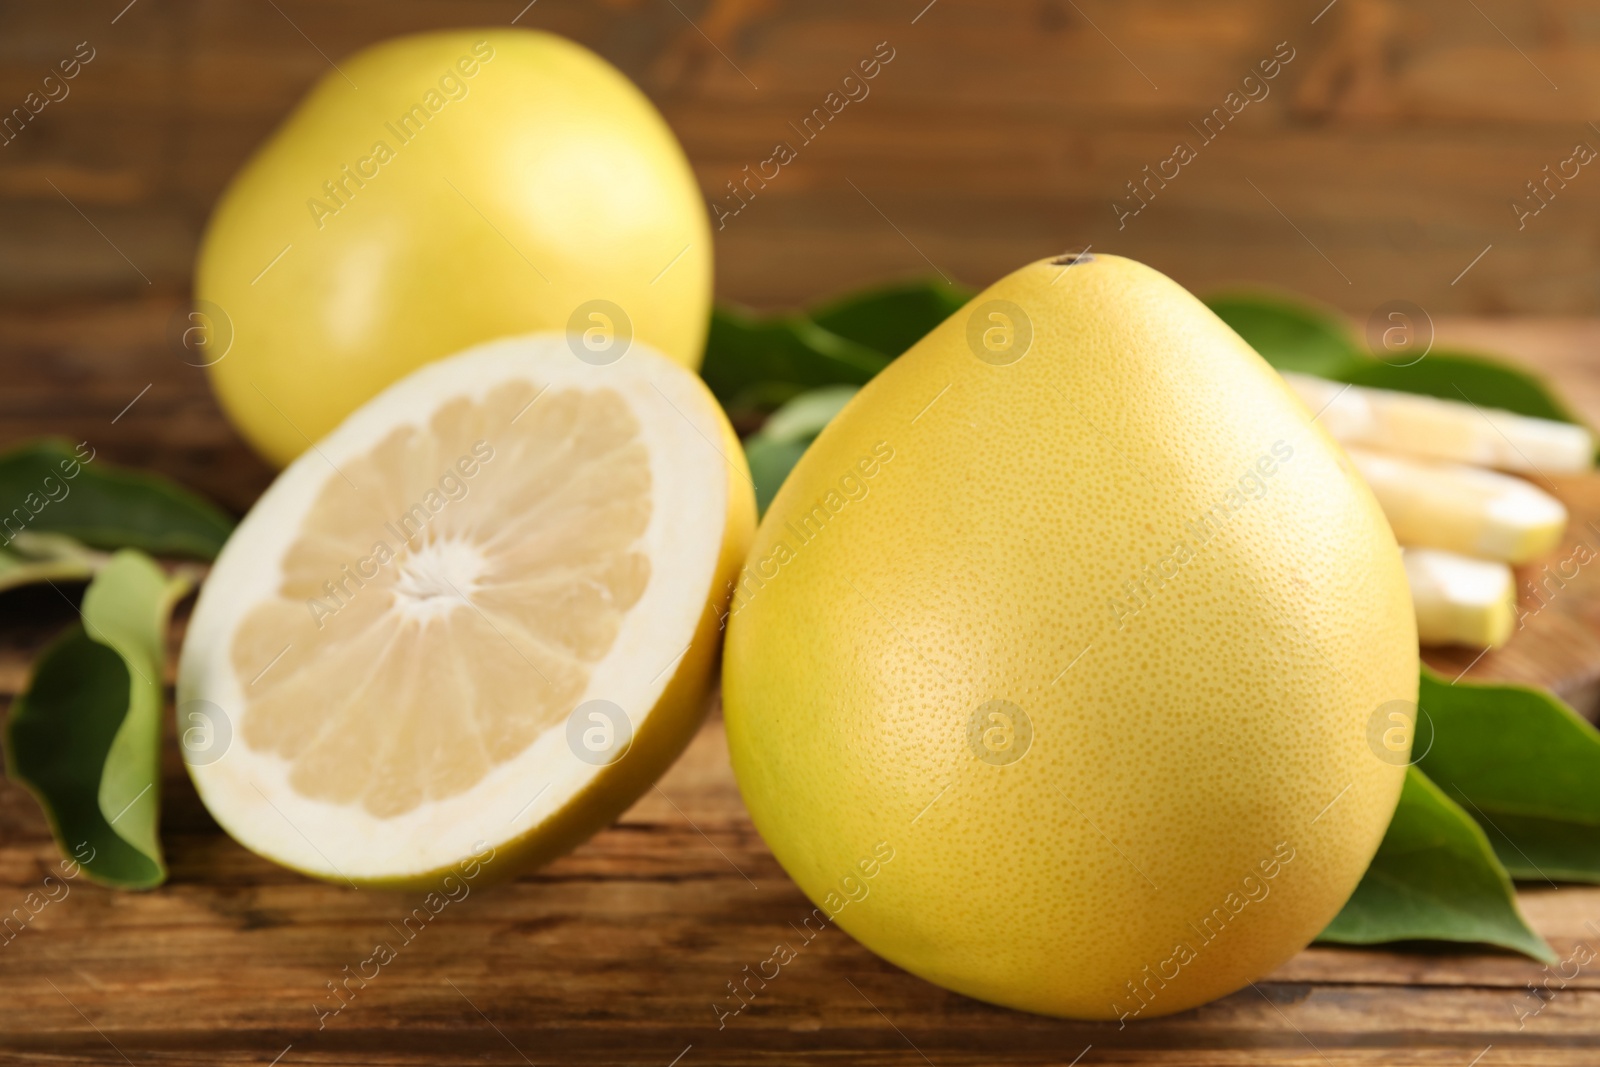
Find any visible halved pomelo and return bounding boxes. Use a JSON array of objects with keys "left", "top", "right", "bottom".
[{"left": 177, "top": 336, "right": 753, "bottom": 886}]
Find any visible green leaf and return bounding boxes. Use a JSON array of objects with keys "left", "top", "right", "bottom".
[
  {"left": 0, "top": 439, "right": 233, "bottom": 560},
  {"left": 746, "top": 436, "right": 811, "bottom": 517},
  {"left": 700, "top": 280, "right": 967, "bottom": 429},
  {"left": 5, "top": 550, "right": 193, "bottom": 889},
  {"left": 809, "top": 278, "right": 974, "bottom": 357},
  {"left": 1206, "top": 290, "right": 1363, "bottom": 377},
  {"left": 1207, "top": 291, "right": 1597, "bottom": 462},
  {"left": 743, "top": 386, "right": 860, "bottom": 515},
  {"left": 1416, "top": 668, "right": 1600, "bottom": 883},
  {"left": 1333, "top": 350, "right": 1586, "bottom": 426},
  {"left": 700, "top": 306, "right": 889, "bottom": 419},
  {"left": 0, "top": 532, "right": 103, "bottom": 593},
  {"left": 1318, "top": 766, "right": 1554, "bottom": 961},
  {"left": 760, "top": 385, "right": 860, "bottom": 444}
]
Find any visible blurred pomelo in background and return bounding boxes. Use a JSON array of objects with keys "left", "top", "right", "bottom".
[{"left": 196, "top": 29, "right": 711, "bottom": 467}]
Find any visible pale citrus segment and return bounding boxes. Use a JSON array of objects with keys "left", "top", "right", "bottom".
[{"left": 179, "top": 336, "right": 753, "bottom": 885}]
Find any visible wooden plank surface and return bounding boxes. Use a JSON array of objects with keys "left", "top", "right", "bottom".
[{"left": 0, "top": 307, "right": 1599, "bottom": 1064}]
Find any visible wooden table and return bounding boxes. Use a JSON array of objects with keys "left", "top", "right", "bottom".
[{"left": 3, "top": 303, "right": 1600, "bottom": 1065}]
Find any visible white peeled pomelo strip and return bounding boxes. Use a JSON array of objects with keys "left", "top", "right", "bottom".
[
  {"left": 177, "top": 336, "right": 753, "bottom": 886},
  {"left": 1283, "top": 371, "right": 1593, "bottom": 474},
  {"left": 1345, "top": 446, "right": 1567, "bottom": 564},
  {"left": 1402, "top": 547, "right": 1516, "bottom": 648}
]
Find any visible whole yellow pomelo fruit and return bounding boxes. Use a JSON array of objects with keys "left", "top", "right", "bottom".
[
  {"left": 723, "top": 253, "right": 1416, "bottom": 1021},
  {"left": 196, "top": 29, "right": 710, "bottom": 467}
]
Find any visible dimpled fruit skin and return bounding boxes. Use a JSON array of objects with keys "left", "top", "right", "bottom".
[
  {"left": 722, "top": 255, "right": 1417, "bottom": 1021},
  {"left": 197, "top": 29, "right": 710, "bottom": 467}
]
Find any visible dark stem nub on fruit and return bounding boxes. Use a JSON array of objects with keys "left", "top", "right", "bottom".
[{"left": 1051, "top": 251, "right": 1096, "bottom": 265}]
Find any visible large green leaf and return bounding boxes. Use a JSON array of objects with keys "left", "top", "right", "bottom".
[
  {"left": 5, "top": 550, "right": 193, "bottom": 888},
  {"left": 1416, "top": 668, "right": 1600, "bottom": 883},
  {"left": 809, "top": 278, "right": 973, "bottom": 358},
  {"left": 1206, "top": 290, "right": 1363, "bottom": 377},
  {"left": 1334, "top": 350, "right": 1586, "bottom": 426},
  {"left": 700, "top": 307, "right": 889, "bottom": 419},
  {"left": 700, "top": 278, "right": 965, "bottom": 435},
  {"left": 1318, "top": 766, "right": 1553, "bottom": 961},
  {"left": 1205, "top": 291, "right": 1593, "bottom": 448},
  {"left": 0, "top": 439, "right": 233, "bottom": 560}
]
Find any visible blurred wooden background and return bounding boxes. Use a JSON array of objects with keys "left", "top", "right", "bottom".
[{"left": 3, "top": 0, "right": 1599, "bottom": 316}]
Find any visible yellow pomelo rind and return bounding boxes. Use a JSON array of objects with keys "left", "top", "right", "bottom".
[{"left": 723, "top": 254, "right": 1416, "bottom": 1021}]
